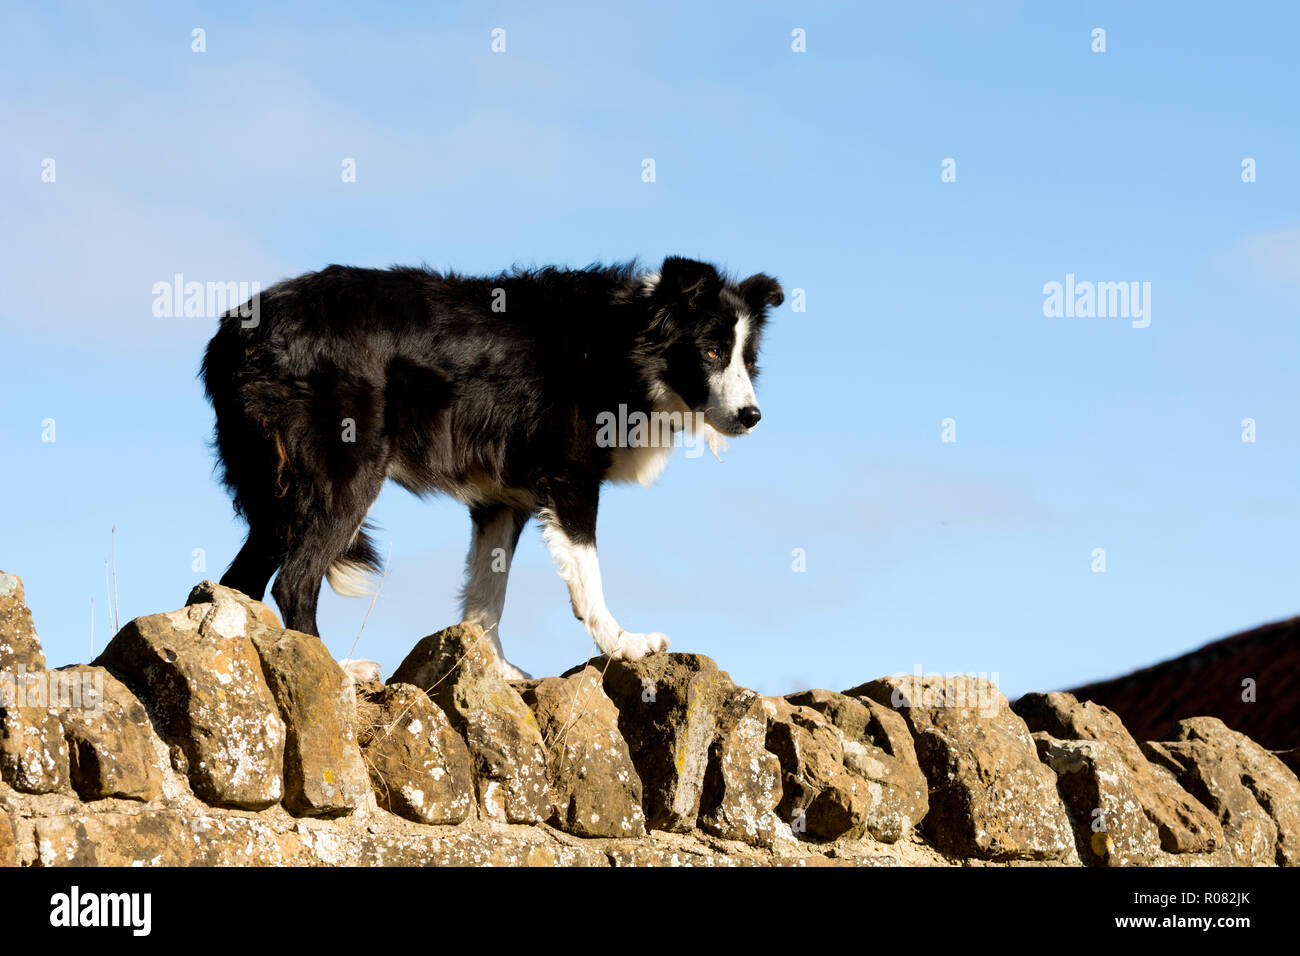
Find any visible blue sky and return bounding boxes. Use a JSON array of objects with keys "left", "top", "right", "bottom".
[{"left": 1, "top": 1, "right": 1296, "bottom": 699}]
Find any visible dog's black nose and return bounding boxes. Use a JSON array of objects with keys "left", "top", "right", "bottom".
[{"left": 738, "top": 405, "right": 762, "bottom": 429}]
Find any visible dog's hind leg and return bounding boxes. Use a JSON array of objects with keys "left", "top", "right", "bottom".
[
  {"left": 220, "top": 525, "right": 280, "bottom": 601},
  {"left": 265, "top": 366, "right": 391, "bottom": 636},
  {"left": 269, "top": 449, "right": 388, "bottom": 637},
  {"left": 460, "top": 504, "right": 531, "bottom": 680},
  {"left": 272, "top": 539, "right": 335, "bottom": 637},
  {"left": 273, "top": 480, "right": 383, "bottom": 636},
  {"left": 538, "top": 485, "right": 670, "bottom": 662}
]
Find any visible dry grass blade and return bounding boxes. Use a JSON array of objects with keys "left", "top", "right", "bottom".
[
  {"left": 342, "top": 541, "right": 392, "bottom": 668},
  {"left": 542, "top": 640, "right": 619, "bottom": 780},
  {"left": 110, "top": 525, "right": 120, "bottom": 634}
]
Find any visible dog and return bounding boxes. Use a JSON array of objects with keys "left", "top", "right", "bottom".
[{"left": 201, "top": 256, "right": 782, "bottom": 679}]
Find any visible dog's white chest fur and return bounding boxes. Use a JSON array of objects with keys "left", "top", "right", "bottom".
[
  {"left": 607, "top": 441, "right": 675, "bottom": 487},
  {"left": 603, "top": 388, "right": 728, "bottom": 488}
]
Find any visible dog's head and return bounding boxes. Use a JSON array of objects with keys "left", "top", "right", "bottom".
[{"left": 644, "top": 256, "right": 783, "bottom": 437}]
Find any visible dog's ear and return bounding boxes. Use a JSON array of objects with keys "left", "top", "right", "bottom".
[
  {"left": 657, "top": 256, "right": 722, "bottom": 307},
  {"left": 738, "top": 273, "right": 784, "bottom": 312}
]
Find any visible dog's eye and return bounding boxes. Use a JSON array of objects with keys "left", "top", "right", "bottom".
[{"left": 706, "top": 348, "right": 720, "bottom": 361}]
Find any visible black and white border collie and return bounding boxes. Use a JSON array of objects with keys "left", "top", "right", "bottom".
[{"left": 201, "top": 256, "right": 782, "bottom": 678}]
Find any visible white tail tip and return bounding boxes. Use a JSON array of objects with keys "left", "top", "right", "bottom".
[{"left": 326, "top": 559, "right": 376, "bottom": 598}]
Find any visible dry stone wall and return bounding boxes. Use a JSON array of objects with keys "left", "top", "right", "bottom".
[{"left": 1, "top": 571, "right": 1297, "bottom": 867}]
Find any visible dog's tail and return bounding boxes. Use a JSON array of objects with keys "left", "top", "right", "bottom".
[{"left": 326, "top": 523, "right": 383, "bottom": 597}]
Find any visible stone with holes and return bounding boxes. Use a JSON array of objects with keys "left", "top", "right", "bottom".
[
  {"left": 762, "top": 697, "right": 870, "bottom": 841},
  {"left": 186, "top": 580, "right": 283, "bottom": 629},
  {"left": 789, "top": 688, "right": 929, "bottom": 843}
]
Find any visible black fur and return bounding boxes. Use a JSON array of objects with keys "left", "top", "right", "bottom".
[{"left": 201, "top": 256, "right": 781, "bottom": 637}]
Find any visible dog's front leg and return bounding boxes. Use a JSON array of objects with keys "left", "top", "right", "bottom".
[
  {"left": 539, "top": 487, "right": 669, "bottom": 661},
  {"left": 461, "top": 504, "right": 531, "bottom": 680}
]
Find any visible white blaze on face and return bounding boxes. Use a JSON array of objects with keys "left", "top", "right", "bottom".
[{"left": 706, "top": 313, "right": 758, "bottom": 431}]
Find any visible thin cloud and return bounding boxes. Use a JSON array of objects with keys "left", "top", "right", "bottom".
[{"left": 1222, "top": 224, "right": 1300, "bottom": 288}]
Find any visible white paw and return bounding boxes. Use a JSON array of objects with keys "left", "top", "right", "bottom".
[
  {"left": 498, "top": 659, "right": 532, "bottom": 681},
  {"left": 611, "top": 631, "right": 670, "bottom": 661},
  {"left": 339, "top": 658, "right": 382, "bottom": 683}
]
